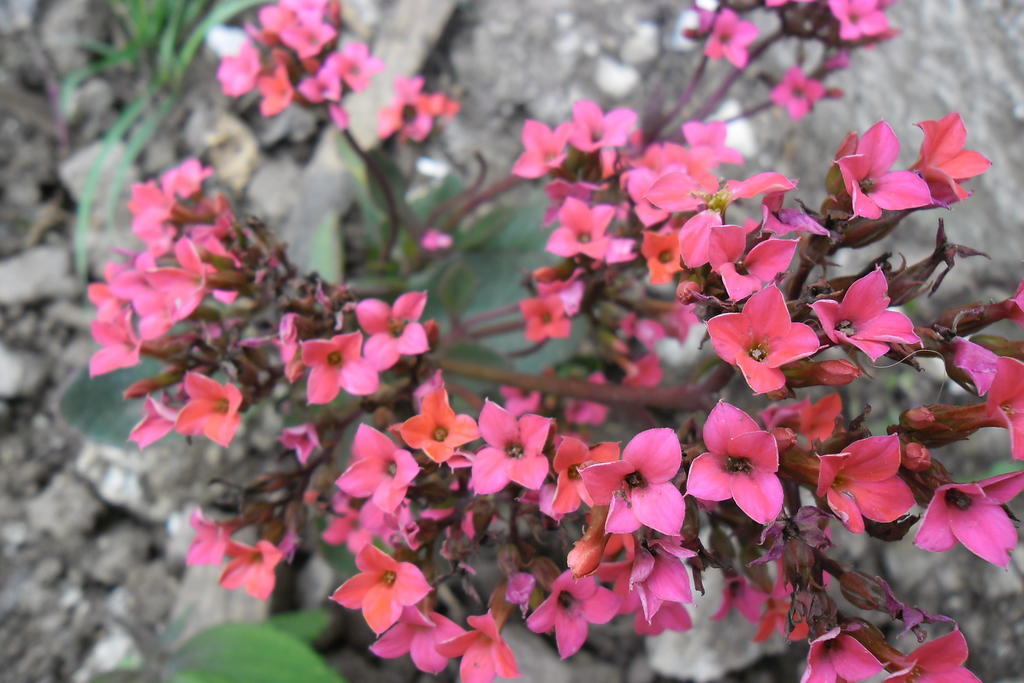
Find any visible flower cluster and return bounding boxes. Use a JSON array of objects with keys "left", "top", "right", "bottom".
[{"left": 83, "top": 1, "right": 1017, "bottom": 681}]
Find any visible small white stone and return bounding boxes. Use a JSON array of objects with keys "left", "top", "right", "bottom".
[
  {"left": 621, "top": 21, "right": 661, "bottom": 65},
  {"left": 205, "top": 24, "right": 249, "bottom": 58},
  {"left": 595, "top": 56, "right": 640, "bottom": 99}
]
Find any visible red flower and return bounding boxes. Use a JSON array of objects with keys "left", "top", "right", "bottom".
[{"left": 175, "top": 373, "right": 244, "bottom": 447}]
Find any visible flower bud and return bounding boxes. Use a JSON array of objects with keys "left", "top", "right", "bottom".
[
  {"left": 772, "top": 427, "right": 798, "bottom": 453},
  {"left": 568, "top": 506, "right": 610, "bottom": 578},
  {"left": 676, "top": 280, "right": 701, "bottom": 305},
  {"left": 783, "top": 359, "right": 860, "bottom": 388},
  {"left": 902, "top": 442, "right": 931, "bottom": 471},
  {"left": 839, "top": 570, "right": 886, "bottom": 611}
]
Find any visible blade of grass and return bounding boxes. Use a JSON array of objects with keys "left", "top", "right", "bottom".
[
  {"left": 60, "top": 45, "right": 141, "bottom": 111},
  {"left": 173, "top": 0, "right": 265, "bottom": 84},
  {"left": 73, "top": 91, "right": 152, "bottom": 276},
  {"left": 102, "top": 94, "right": 175, "bottom": 231}
]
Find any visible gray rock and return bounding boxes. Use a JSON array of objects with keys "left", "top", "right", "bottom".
[
  {"left": 71, "top": 624, "right": 138, "bottom": 683},
  {"left": 246, "top": 157, "right": 302, "bottom": 224},
  {"left": 620, "top": 21, "right": 661, "bottom": 65},
  {"left": 25, "top": 471, "right": 103, "bottom": 540},
  {"left": 0, "top": 0, "right": 36, "bottom": 34},
  {"left": 0, "top": 245, "right": 75, "bottom": 305},
  {"left": 40, "top": 0, "right": 103, "bottom": 73},
  {"left": 647, "top": 570, "right": 785, "bottom": 681},
  {"left": 86, "top": 524, "right": 151, "bottom": 585},
  {"left": 57, "top": 140, "right": 138, "bottom": 232},
  {"left": 0, "top": 342, "right": 47, "bottom": 398},
  {"left": 256, "top": 106, "right": 318, "bottom": 146}
]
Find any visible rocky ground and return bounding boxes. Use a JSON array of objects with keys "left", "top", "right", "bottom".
[{"left": 1, "top": 0, "right": 1023, "bottom": 681}]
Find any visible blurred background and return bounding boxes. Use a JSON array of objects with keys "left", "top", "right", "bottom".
[{"left": 0, "top": 0, "right": 1022, "bottom": 680}]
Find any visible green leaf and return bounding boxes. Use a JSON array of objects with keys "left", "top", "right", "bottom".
[
  {"left": 266, "top": 609, "right": 330, "bottom": 645},
  {"left": 307, "top": 210, "right": 343, "bottom": 282},
  {"left": 168, "top": 623, "right": 344, "bottom": 683},
  {"left": 59, "top": 358, "right": 163, "bottom": 444},
  {"left": 335, "top": 136, "right": 408, "bottom": 251},
  {"left": 438, "top": 260, "right": 478, "bottom": 318},
  {"left": 410, "top": 174, "right": 466, "bottom": 221}
]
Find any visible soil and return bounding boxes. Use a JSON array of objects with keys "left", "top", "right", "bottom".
[{"left": 1, "top": 1, "right": 1023, "bottom": 681}]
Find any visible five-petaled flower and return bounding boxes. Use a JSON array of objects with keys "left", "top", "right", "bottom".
[
  {"left": 399, "top": 386, "right": 480, "bottom": 463},
  {"left": 687, "top": 401, "right": 784, "bottom": 524},
  {"left": 707, "top": 285, "right": 821, "bottom": 394},
  {"left": 175, "top": 372, "right": 244, "bottom": 447},
  {"left": 914, "top": 469, "right": 1024, "bottom": 566},
  {"left": 525, "top": 570, "right": 620, "bottom": 658},
  {"left": 331, "top": 544, "right": 432, "bottom": 634},
  {"left": 811, "top": 269, "right": 920, "bottom": 361},
  {"left": 817, "top": 434, "right": 915, "bottom": 533},
  {"left": 580, "top": 428, "right": 685, "bottom": 536}
]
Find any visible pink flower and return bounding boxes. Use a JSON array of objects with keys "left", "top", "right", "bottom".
[
  {"left": 687, "top": 401, "right": 783, "bottom": 524},
  {"left": 713, "top": 574, "right": 767, "bottom": 623},
  {"left": 175, "top": 373, "right": 244, "bottom": 447},
  {"left": 278, "top": 423, "right": 320, "bottom": 465},
  {"left": 526, "top": 570, "right": 620, "bottom": 658},
  {"left": 129, "top": 396, "right": 178, "bottom": 449},
  {"left": 828, "top": 0, "right": 890, "bottom": 42},
  {"left": 704, "top": 8, "right": 759, "bottom": 69},
  {"left": 911, "top": 112, "right": 991, "bottom": 205},
  {"left": 337, "top": 42, "right": 384, "bottom": 92},
  {"left": 580, "top": 428, "right": 685, "bottom": 536},
  {"left": 885, "top": 628, "right": 980, "bottom": 682},
  {"left": 301, "top": 332, "right": 380, "bottom": 403},
  {"left": 356, "top": 291, "right": 430, "bottom": 371},
  {"left": 567, "top": 100, "right": 637, "bottom": 152},
  {"left": 627, "top": 539, "right": 696, "bottom": 622},
  {"left": 511, "top": 120, "right": 572, "bottom": 179},
  {"left": 297, "top": 52, "right": 344, "bottom": 102},
  {"left": 127, "top": 181, "right": 174, "bottom": 253},
  {"left": 771, "top": 67, "right": 826, "bottom": 120},
  {"left": 952, "top": 337, "right": 998, "bottom": 395},
  {"left": 520, "top": 294, "right": 571, "bottom": 342},
  {"left": 499, "top": 385, "right": 541, "bottom": 416},
  {"left": 145, "top": 238, "right": 213, "bottom": 324},
  {"left": 675, "top": 210, "right": 742, "bottom": 268},
  {"left": 280, "top": 20, "right": 336, "bottom": 59},
  {"left": 761, "top": 191, "right": 829, "bottom": 236},
  {"left": 217, "top": 40, "right": 262, "bottom": 97},
  {"left": 682, "top": 120, "right": 744, "bottom": 166},
  {"left": 713, "top": 237, "right": 798, "bottom": 302},
  {"left": 811, "top": 269, "right": 920, "bottom": 361},
  {"left": 257, "top": 63, "right": 295, "bottom": 117},
  {"left": 370, "top": 607, "right": 466, "bottom": 674},
  {"left": 220, "top": 540, "right": 283, "bottom": 600},
  {"left": 160, "top": 158, "right": 212, "bottom": 199},
  {"left": 985, "top": 356, "right": 1024, "bottom": 459},
  {"left": 186, "top": 508, "right": 234, "bottom": 566},
  {"left": 331, "top": 544, "right": 432, "bottom": 634},
  {"left": 551, "top": 437, "right": 619, "bottom": 515},
  {"left": 436, "top": 611, "right": 519, "bottom": 683},
  {"left": 801, "top": 626, "right": 883, "bottom": 683},
  {"left": 817, "top": 434, "right": 915, "bottom": 533},
  {"left": 89, "top": 309, "right": 141, "bottom": 376},
  {"left": 545, "top": 198, "right": 615, "bottom": 261},
  {"left": 914, "top": 469, "right": 1024, "bottom": 566},
  {"left": 420, "top": 229, "right": 452, "bottom": 250},
  {"left": 835, "top": 121, "right": 932, "bottom": 219},
  {"left": 707, "top": 285, "right": 821, "bottom": 394},
  {"left": 337, "top": 424, "right": 419, "bottom": 513},
  {"left": 470, "top": 400, "right": 553, "bottom": 494}
]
